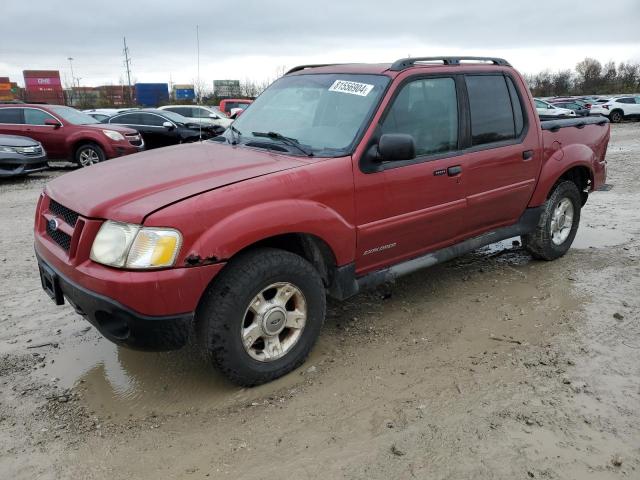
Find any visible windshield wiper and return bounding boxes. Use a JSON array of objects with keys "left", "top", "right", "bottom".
[
  {"left": 251, "top": 131, "right": 313, "bottom": 156},
  {"left": 229, "top": 125, "right": 242, "bottom": 145}
]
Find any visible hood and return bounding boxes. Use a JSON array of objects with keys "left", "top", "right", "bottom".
[
  {"left": 83, "top": 123, "right": 138, "bottom": 135},
  {"left": 0, "top": 134, "right": 39, "bottom": 147},
  {"left": 45, "top": 141, "right": 310, "bottom": 224}
]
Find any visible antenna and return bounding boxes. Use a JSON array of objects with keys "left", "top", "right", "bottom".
[
  {"left": 196, "top": 24, "right": 202, "bottom": 141},
  {"left": 123, "top": 37, "right": 133, "bottom": 106}
]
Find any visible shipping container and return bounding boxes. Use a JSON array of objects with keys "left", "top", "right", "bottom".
[
  {"left": 97, "top": 85, "right": 134, "bottom": 106},
  {"left": 135, "top": 83, "right": 169, "bottom": 107},
  {"left": 23, "top": 70, "right": 65, "bottom": 104},
  {"left": 0, "top": 78, "right": 12, "bottom": 101},
  {"left": 175, "top": 88, "right": 195, "bottom": 101}
]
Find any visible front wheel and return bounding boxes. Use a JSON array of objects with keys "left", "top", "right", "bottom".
[
  {"left": 609, "top": 110, "right": 623, "bottom": 123},
  {"left": 196, "top": 248, "right": 326, "bottom": 387},
  {"left": 74, "top": 143, "right": 105, "bottom": 167},
  {"left": 522, "top": 181, "right": 582, "bottom": 260}
]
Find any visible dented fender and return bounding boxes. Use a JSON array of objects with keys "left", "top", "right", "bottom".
[{"left": 182, "top": 199, "right": 355, "bottom": 267}]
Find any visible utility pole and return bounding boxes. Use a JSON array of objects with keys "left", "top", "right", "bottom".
[
  {"left": 67, "top": 57, "right": 76, "bottom": 106},
  {"left": 196, "top": 25, "right": 201, "bottom": 103},
  {"left": 123, "top": 37, "right": 133, "bottom": 105}
]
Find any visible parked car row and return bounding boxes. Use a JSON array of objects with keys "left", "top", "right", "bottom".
[
  {"left": 0, "top": 104, "right": 143, "bottom": 173},
  {"left": 0, "top": 100, "right": 244, "bottom": 176},
  {"left": 536, "top": 94, "right": 640, "bottom": 123},
  {"left": 104, "top": 109, "right": 225, "bottom": 150},
  {"left": 534, "top": 99, "right": 577, "bottom": 118}
]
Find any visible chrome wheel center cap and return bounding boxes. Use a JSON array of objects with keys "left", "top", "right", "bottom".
[{"left": 262, "top": 307, "right": 287, "bottom": 336}]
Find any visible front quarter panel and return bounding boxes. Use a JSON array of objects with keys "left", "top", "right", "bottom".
[{"left": 143, "top": 156, "right": 357, "bottom": 268}]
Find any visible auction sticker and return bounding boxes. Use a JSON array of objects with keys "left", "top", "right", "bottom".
[{"left": 328, "top": 80, "right": 374, "bottom": 96}]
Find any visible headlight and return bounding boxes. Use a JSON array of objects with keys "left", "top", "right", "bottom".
[
  {"left": 90, "top": 221, "right": 182, "bottom": 269},
  {"left": 0, "top": 146, "right": 17, "bottom": 153},
  {"left": 102, "top": 130, "right": 125, "bottom": 141}
]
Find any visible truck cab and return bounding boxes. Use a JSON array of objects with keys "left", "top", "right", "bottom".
[{"left": 35, "top": 56, "right": 609, "bottom": 386}]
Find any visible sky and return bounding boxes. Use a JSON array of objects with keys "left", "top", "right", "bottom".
[{"left": 1, "top": 0, "right": 639, "bottom": 89}]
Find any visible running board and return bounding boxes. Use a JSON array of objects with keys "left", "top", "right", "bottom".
[{"left": 328, "top": 207, "right": 542, "bottom": 300}]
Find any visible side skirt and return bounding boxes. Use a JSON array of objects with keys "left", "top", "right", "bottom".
[{"left": 329, "top": 207, "right": 542, "bottom": 300}]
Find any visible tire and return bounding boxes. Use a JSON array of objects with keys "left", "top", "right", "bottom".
[
  {"left": 522, "top": 181, "right": 582, "bottom": 261},
  {"left": 196, "top": 247, "right": 326, "bottom": 387},
  {"left": 609, "top": 110, "right": 624, "bottom": 123},
  {"left": 74, "top": 143, "right": 105, "bottom": 167}
]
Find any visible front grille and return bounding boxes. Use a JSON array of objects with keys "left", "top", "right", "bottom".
[
  {"left": 46, "top": 221, "right": 71, "bottom": 251},
  {"left": 126, "top": 134, "right": 143, "bottom": 147},
  {"left": 49, "top": 199, "right": 79, "bottom": 227}
]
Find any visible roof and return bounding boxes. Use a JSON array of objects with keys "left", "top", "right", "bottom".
[{"left": 287, "top": 56, "right": 512, "bottom": 76}]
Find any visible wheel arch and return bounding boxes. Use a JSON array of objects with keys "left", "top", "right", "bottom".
[
  {"left": 231, "top": 233, "right": 338, "bottom": 287},
  {"left": 529, "top": 144, "right": 596, "bottom": 207},
  {"left": 69, "top": 136, "right": 107, "bottom": 161}
]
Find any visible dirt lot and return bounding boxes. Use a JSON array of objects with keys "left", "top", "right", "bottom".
[{"left": 1, "top": 123, "right": 639, "bottom": 479}]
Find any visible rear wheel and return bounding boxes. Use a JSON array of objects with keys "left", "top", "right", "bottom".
[
  {"left": 74, "top": 143, "right": 105, "bottom": 167},
  {"left": 196, "top": 248, "right": 326, "bottom": 386},
  {"left": 609, "top": 110, "right": 624, "bottom": 123},
  {"left": 522, "top": 181, "right": 582, "bottom": 260}
]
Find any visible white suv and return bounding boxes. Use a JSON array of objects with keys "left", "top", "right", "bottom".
[
  {"left": 590, "top": 96, "right": 640, "bottom": 123},
  {"left": 158, "top": 105, "right": 233, "bottom": 128},
  {"left": 534, "top": 99, "right": 576, "bottom": 118}
]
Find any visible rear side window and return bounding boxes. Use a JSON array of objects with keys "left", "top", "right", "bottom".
[
  {"left": 193, "top": 108, "right": 211, "bottom": 118},
  {"left": 505, "top": 77, "right": 524, "bottom": 136},
  {"left": 139, "top": 114, "right": 165, "bottom": 126},
  {"left": 466, "top": 75, "right": 518, "bottom": 146},
  {"left": 166, "top": 107, "right": 193, "bottom": 116},
  {"left": 110, "top": 113, "right": 140, "bottom": 124},
  {"left": 0, "top": 108, "right": 23, "bottom": 124},
  {"left": 381, "top": 77, "right": 458, "bottom": 156},
  {"left": 617, "top": 98, "right": 634, "bottom": 104}
]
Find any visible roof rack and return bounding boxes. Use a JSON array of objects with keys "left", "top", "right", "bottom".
[
  {"left": 286, "top": 64, "right": 342, "bottom": 75},
  {"left": 389, "top": 56, "right": 511, "bottom": 71}
]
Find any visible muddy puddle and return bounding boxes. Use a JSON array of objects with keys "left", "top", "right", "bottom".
[
  {"left": 572, "top": 225, "right": 633, "bottom": 249},
  {"left": 33, "top": 332, "right": 326, "bottom": 419}
]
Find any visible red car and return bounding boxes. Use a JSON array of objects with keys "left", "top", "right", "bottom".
[
  {"left": 0, "top": 104, "right": 143, "bottom": 166},
  {"left": 35, "top": 56, "right": 609, "bottom": 386},
  {"left": 218, "top": 98, "right": 253, "bottom": 116}
]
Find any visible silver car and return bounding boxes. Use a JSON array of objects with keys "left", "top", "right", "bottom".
[{"left": 0, "top": 134, "right": 48, "bottom": 177}]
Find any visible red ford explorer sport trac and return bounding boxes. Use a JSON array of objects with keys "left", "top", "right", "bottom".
[{"left": 34, "top": 56, "right": 609, "bottom": 386}]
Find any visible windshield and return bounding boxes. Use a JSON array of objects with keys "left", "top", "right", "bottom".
[
  {"left": 227, "top": 73, "right": 390, "bottom": 156},
  {"left": 49, "top": 106, "right": 101, "bottom": 125}
]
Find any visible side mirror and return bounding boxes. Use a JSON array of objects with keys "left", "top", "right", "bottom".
[
  {"left": 162, "top": 121, "right": 174, "bottom": 129},
  {"left": 45, "top": 118, "right": 61, "bottom": 129},
  {"left": 208, "top": 113, "right": 219, "bottom": 119},
  {"left": 377, "top": 133, "right": 416, "bottom": 162}
]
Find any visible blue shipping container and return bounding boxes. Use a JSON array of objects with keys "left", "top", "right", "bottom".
[
  {"left": 135, "top": 83, "right": 169, "bottom": 107},
  {"left": 175, "top": 88, "right": 195, "bottom": 100}
]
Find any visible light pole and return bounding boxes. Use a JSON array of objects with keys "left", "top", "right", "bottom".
[{"left": 67, "top": 57, "right": 76, "bottom": 106}]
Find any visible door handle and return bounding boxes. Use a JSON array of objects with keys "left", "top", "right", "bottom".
[
  {"left": 522, "top": 150, "right": 534, "bottom": 160},
  {"left": 447, "top": 165, "right": 462, "bottom": 176}
]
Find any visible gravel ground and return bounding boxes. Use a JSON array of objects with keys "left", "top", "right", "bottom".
[{"left": 0, "top": 123, "right": 638, "bottom": 479}]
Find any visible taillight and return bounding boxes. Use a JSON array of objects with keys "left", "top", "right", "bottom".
[{"left": 603, "top": 105, "right": 609, "bottom": 110}]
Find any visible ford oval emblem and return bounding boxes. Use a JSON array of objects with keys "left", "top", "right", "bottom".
[{"left": 48, "top": 218, "right": 59, "bottom": 232}]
